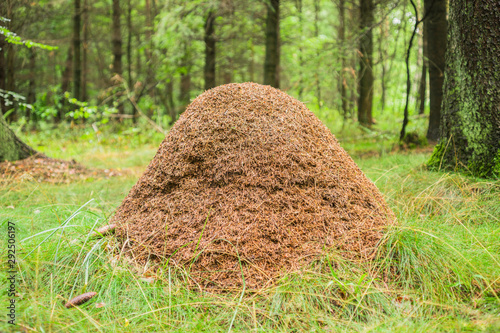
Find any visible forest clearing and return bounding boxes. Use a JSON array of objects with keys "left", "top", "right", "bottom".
[{"left": 1, "top": 0, "right": 499, "bottom": 332}]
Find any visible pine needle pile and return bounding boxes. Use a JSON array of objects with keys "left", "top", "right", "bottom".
[{"left": 111, "top": 83, "right": 394, "bottom": 289}]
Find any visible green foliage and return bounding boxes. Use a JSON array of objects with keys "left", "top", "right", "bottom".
[{"left": 0, "top": 18, "right": 57, "bottom": 50}]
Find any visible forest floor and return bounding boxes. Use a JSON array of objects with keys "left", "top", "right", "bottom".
[{"left": 1, "top": 124, "right": 499, "bottom": 332}]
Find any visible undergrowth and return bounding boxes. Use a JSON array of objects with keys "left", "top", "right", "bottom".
[{"left": 1, "top": 128, "right": 499, "bottom": 332}]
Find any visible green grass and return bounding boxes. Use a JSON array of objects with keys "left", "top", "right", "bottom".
[{"left": 1, "top": 126, "right": 499, "bottom": 332}]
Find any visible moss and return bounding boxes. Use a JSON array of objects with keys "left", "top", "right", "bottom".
[
  {"left": 493, "top": 150, "right": 500, "bottom": 179},
  {"left": 427, "top": 141, "right": 447, "bottom": 170}
]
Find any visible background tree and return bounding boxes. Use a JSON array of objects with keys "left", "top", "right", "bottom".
[
  {"left": 428, "top": 0, "right": 500, "bottom": 177},
  {"left": 424, "top": 0, "right": 447, "bottom": 142},
  {"left": 73, "top": 0, "right": 82, "bottom": 100},
  {"left": 264, "top": 0, "right": 280, "bottom": 88},
  {"left": 204, "top": 9, "right": 216, "bottom": 90},
  {"left": 358, "top": 0, "right": 374, "bottom": 126}
]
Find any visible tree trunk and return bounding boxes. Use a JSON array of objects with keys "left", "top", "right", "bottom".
[
  {"left": 179, "top": 47, "right": 191, "bottom": 111},
  {"left": 0, "top": 35, "right": 6, "bottom": 115},
  {"left": 127, "top": 0, "right": 133, "bottom": 91},
  {"left": 166, "top": 80, "right": 176, "bottom": 124},
  {"left": 338, "top": 0, "right": 348, "bottom": 119},
  {"left": 263, "top": 0, "right": 279, "bottom": 88},
  {"left": 314, "top": 0, "right": 322, "bottom": 109},
  {"left": 81, "top": 0, "right": 89, "bottom": 101},
  {"left": 27, "top": 48, "right": 36, "bottom": 120},
  {"left": 418, "top": 22, "right": 427, "bottom": 115},
  {"left": 112, "top": 0, "right": 123, "bottom": 77},
  {"left": 425, "top": 0, "right": 447, "bottom": 142},
  {"left": 296, "top": 0, "right": 304, "bottom": 99},
  {"left": 59, "top": 46, "right": 74, "bottom": 121},
  {"left": 145, "top": 0, "right": 153, "bottom": 83},
  {"left": 5, "top": 42, "right": 16, "bottom": 121},
  {"left": 357, "top": 0, "right": 374, "bottom": 126},
  {"left": 0, "top": 115, "right": 39, "bottom": 162},
  {"left": 204, "top": 10, "right": 216, "bottom": 90},
  {"left": 428, "top": 0, "right": 500, "bottom": 178},
  {"left": 73, "top": 0, "right": 82, "bottom": 100}
]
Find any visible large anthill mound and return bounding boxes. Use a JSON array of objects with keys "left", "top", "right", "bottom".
[{"left": 112, "top": 83, "right": 394, "bottom": 289}]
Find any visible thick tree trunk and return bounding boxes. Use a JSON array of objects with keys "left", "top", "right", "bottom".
[
  {"left": 204, "top": 10, "right": 216, "bottom": 90},
  {"left": 425, "top": 0, "right": 447, "bottom": 142},
  {"left": 73, "top": 0, "right": 82, "bottom": 100},
  {"left": 263, "top": 0, "right": 279, "bottom": 88},
  {"left": 428, "top": 0, "right": 500, "bottom": 178},
  {"left": 357, "top": 0, "right": 374, "bottom": 126},
  {"left": 0, "top": 115, "right": 39, "bottom": 162}
]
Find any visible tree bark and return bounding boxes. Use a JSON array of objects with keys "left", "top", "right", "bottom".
[
  {"left": 0, "top": 35, "right": 6, "bottom": 115},
  {"left": 73, "top": 0, "right": 82, "bottom": 100},
  {"left": 81, "top": 0, "right": 90, "bottom": 101},
  {"left": 59, "top": 46, "right": 74, "bottom": 121},
  {"left": 418, "top": 22, "right": 427, "bottom": 115},
  {"left": 127, "top": 0, "right": 133, "bottom": 91},
  {"left": 428, "top": 0, "right": 500, "bottom": 178},
  {"left": 425, "top": 0, "right": 446, "bottom": 142},
  {"left": 338, "top": 0, "right": 348, "bottom": 119},
  {"left": 112, "top": 0, "right": 123, "bottom": 77},
  {"left": 27, "top": 48, "right": 36, "bottom": 120},
  {"left": 263, "top": 0, "right": 279, "bottom": 88},
  {"left": 358, "top": 0, "right": 374, "bottom": 126},
  {"left": 0, "top": 114, "right": 39, "bottom": 162},
  {"left": 204, "top": 10, "right": 216, "bottom": 90}
]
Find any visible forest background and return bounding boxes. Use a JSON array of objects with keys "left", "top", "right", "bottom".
[{"left": 1, "top": 0, "right": 500, "bottom": 332}]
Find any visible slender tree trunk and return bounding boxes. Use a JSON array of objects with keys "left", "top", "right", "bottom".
[
  {"left": 127, "top": 0, "right": 133, "bottom": 91},
  {"left": 73, "top": 0, "right": 82, "bottom": 100},
  {"left": 314, "top": 0, "right": 322, "bottom": 108},
  {"left": 0, "top": 35, "right": 6, "bottom": 115},
  {"left": 428, "top": 0, "right": 500, "bottom": 178},
  {"left": 145, "top": 0, "right": 153, "bottom": 83},
  {"left": 379, "top": 18, "right": 388, "bottom": 112},
  {"left": 418, "top": 24, "right": 427, "bottom": 115},
  {"left": 27, "top": 48, "right": 36, "bottom": 120},
  {"left": 81, "top": 0, "right": 89, "bottom": 101},
  {"left": 62, "top": 49, "right": 74, "bottom": 93},
  {"left": 425, "top": 0, "right": 447, "bottom": 142},
  {"left": 263, "top": 0, "right": 279, "bottom": 88},
  {"left": 338, "top": 0, "right": 348, "bottom": 119},
  {"left": 166, "top": 80, "right": 176, "bottom": 124},
  {"left": 179, "top": 46, "right": 191, "bottom": 111},
  {"left": 112, "top": 0, "right": 123, "bottom": 113},
  {"left": 296, "top": 0, "right": 304, "bottom": 99},
  {"left": 249, "top": 40, "right": 255, "bottom": 82},
  {"left": 204, "top": 10, "right": 216, "bottom": 90},
  {"left": 5, "top": 43, "right": 16, "bottom": 121},
  {"left": 358, "top": 0, "right": 374, "bottom": 126},
  {"left": 112, "top": 0, "right": 123, "bottom": 77},
  {"left": 180, "top": 72, "right": 191, "bottom": 110}
]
